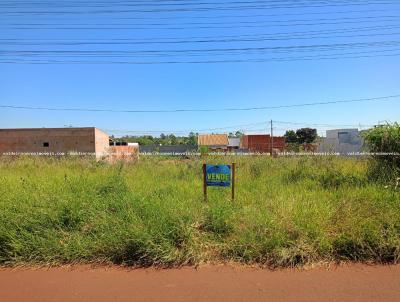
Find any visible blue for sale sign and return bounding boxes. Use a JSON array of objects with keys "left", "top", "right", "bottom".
[{"left": 205, "top": 164, "right": 231, "bottom": 187}]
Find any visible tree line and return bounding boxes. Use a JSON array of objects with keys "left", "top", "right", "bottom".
[
  {"left": 112, "top": 131, "right": 244, "bottom": 146},
  {"left": 284, "top": 128, "right": 318, "bottom": 144},
  {"left": 112, "top": 129, "right": 317, "bottom": 147}
]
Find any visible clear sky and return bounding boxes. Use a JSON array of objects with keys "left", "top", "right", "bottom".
[{"left": 1, "top": 0, "right": 399, "bottom": 137}]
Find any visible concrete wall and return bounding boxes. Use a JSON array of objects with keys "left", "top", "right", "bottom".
[
  {"left": 228, "top": 138, "right": 240, "bottom": 148},
  {"left": 318, "top": 129, "right": 364, "bottom": 154},
  {"left": 0, "top": 127, "right": 109, "bottom": 157}
]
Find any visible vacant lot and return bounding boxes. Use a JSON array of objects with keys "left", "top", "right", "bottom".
[{"left": 0, "top": 156, "right": 399, "bottom": 267}]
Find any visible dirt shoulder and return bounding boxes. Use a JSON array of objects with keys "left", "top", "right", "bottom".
[{"left": 0, "top": 264, "right": 399, "bottom": 302}]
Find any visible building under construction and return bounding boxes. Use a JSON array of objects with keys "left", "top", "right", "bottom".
[
  {"left": 0, "top": 127, "right": 110, "bottom": 158},
  {"left": 240, "top": 134, "right": 286, "bottom": 153}
]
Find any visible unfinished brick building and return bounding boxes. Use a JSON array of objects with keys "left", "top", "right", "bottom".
[
  {"left": 0, "top": 127, "right": 109, "bottom": 158},
  {"left": 240, "top": 134, "right": 285, "bottom": 153}
]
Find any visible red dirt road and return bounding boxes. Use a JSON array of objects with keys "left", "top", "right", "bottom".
[{"left": 1, "top": 264, "right": 399, "bottom": 302}]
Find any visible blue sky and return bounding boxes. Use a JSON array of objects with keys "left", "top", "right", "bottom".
[{"left": 1, "top": 1, "right": 399, "bottom": 137}]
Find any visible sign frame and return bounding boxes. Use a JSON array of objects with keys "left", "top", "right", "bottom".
[{"left": 203, "top": 163, "right": 236, "bottom": 202}]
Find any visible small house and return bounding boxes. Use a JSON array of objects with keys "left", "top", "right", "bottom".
[{"left": 197, "top": 134, "right": 229, "bottom": 152}]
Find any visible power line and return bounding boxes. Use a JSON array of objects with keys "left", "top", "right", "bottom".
[
  {"left": 2, "top": 46, "right": 400, "bottom": 64},
  {"left": 2, "top": 7, "right": 398, "bottom": 21},
  {"left": 115, "top": 8, "right": 400, "bottom": 20},
  {"left": 3, "top": 51, "right": 400, "bottom": 64},
  {"left": 4, "top": 40, "right": 398, "bottom": 55},
  {"left": 5, "top": 31, "right": 400, "bottom": 46},
  {"left": 107, "top": 121, "right": 268, "bottom": 134},
  {"left": 6, "top": 14, "right": 400, "bottom": 27},
  {"left": 0, "top": 94, "right": 399, "bottom": 114},
  {"left": 0, "top": 0, "right": 384, "bottom": 8},
  {"left": 2, "top": 1, "right": 398, "bottom": 15},
  {"left": 0, "top": 0, "right": 350, "bottom": 7},
  {"left": 4, "top": 24, "right": 398, "bottom": 43},
  {"left": 6, "top": 18, "right": 400, "bottom": 30},
  {"left": 2, "top": 1, "right": 398, "bottom": 16},
  {"left": 103, "top": 120, "right": 376, "bottom": 136},
  {"left": 274, "top": 120, "right": 375, "bottom": 127}
]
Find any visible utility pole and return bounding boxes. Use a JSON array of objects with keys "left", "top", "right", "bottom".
[{"left": 270, "top": 119, "right": 273, "bottom": 156}]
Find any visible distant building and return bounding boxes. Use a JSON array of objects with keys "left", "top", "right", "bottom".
[
  {"left": 108, "top": 140, "right": 139, "bottom": 160},
  {"left": 197, "top": 134, "right": 229, "bottom": 151},
  {"left": 227, "top": 137, "right": 240, "bottom": 152},
  {"left": 318, "top": 129, "right": 364, "bottom": 154},
  {"left": 240, "top": 134, "right": 285, "bottom": 153},
  {"left": 0, "top": 127, "right": 109, "bottom": 158}
]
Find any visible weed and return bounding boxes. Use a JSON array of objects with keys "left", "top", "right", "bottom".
[{"left": 0, "top": 156, "right": 399, "bottom": 267}]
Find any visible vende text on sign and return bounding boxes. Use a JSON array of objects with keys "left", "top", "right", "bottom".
[
  {"left": 205, "top": 164, "right": 231, "bottom": 187},
  {"left": 202, "top": 163, "right": 236, "bottom": 201}
]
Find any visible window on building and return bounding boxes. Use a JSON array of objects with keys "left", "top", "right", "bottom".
[
  {"left": 43, "top": 142, "right": 49, "bottom": 147},
  {"left": 338, "top": 132, "right": 351, "bottom": 144}
]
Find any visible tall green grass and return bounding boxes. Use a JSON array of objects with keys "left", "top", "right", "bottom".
[{"left": 0, "top": 156, "right": 399, "bottom": 267}]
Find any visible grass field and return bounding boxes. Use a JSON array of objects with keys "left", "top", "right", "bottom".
[{"left": 0, "top": 156, "right": 399, "bottom": 267}]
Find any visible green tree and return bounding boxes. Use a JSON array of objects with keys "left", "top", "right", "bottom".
[
  {"left": 228, "top": 131, "right": 244, "bottom": 138},
  {"left": 235, "top": 131, "right": 244, "bottom": 138},
  {"left": 169, "top": 134, "right": 178, "bottom": 145},
  {"left": 135, "top": 135, "right": 155, "bottom": 145},
  {"left": 284, "top": 130, "right": 298, "bottom": 143},
  {"left": 187, "top": 132, "right": 198, "bottom": 145},
  {"left": 296, "top": 128, "right": 317, "bottom": 144}
]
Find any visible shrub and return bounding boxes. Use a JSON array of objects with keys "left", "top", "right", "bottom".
[
  {"left": 0, "top": 233, "right": 11, "bottom": 263},
  {"left": 364, "top": 123, "right": 400, "bottom": 181},
  {"left": 199, "top": 146, "right": 209, "bottom": 156}
]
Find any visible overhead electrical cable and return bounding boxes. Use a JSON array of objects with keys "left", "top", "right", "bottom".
[
  {"left": 3, "top": 50, "right": 400, "bottom": 64},
  {"left": 7, "top": 14, "right": 400, "bottom": 27},
  {"left": 4, "top": 24, "right": 398, "bottom": 42},
  {"left": 1, "top": 0, "right": 390, "bottom": 8},
  {"left": 4, "top": 31, "right": 400, "bottom": 46},
  {"left": 2, "top": 1, "right": 399, "bottom": 15},
  {"left": 4, "top": 40, "right": 399, "bottom": 55},
  {"left": 6, "top": 18, "right": 400, "bottom": 30},
  {"left": 2, "top": 8, "right": 398, "bottom": 21},
  {"left": 0, "top": 94, "right": 399, "bottom": 113},
  {"left": 102, "top": 119, "right": 376, "bottom": 135}
]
